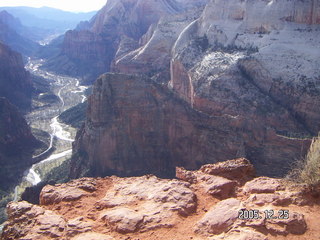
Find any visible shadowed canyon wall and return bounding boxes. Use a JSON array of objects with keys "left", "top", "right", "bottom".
[{"left": 0, "top": 42, "right": 33, "bottom": 111}]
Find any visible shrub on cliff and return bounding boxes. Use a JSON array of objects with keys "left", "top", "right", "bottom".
[{"left": 288, "top": 134, "right": 320, "bottom": 185}]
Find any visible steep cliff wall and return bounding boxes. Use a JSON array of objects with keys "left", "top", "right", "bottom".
[
  {"left": 111, "top": 7, "right": 204, "bottom": 84},
  {"left": 0, "top": 97, "right": 39, "bottom": 192},
  {"left": 68, "top": 0, "right": 319, "bottom": 178},
  {"left": 0, "top": 42, "right": 33, "bottom": 111},
  {"left": 71, "top": 73, "right": 310, "bottom": 178},
  {"left": 170, "top": 0, "right": 320, "bottom": 135}
]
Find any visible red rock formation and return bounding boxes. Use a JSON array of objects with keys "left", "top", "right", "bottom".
[
  {"left": 70, "top": 73, "right": 241, "bottom": 178},
  {"left": 2, "top": 159, "right": 320, "bottom": 240},
  {"left": 70, "top": 73, "right": 310, "bottom": 178},
  {"left": 52, "top": 0, "right": 318, "bottom": 177}
]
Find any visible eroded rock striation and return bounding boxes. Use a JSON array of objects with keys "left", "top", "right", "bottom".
[
  {"left": 170, "top": 0, "right": 320, "bottom": 133},
  {"left": 64, "top": 0, "right": 320, "bottom": 177},
  {"left": 71, "top": 71, "right": 310, "bottom": 178},
  {"left": 44, "top": 0, "right": 205, "bottom": 83},
  {"left": 71, "top": 73, "right": 244, "bottom": 178},
  {"left": 2, "top": 159, "right": 319, "bottom": 240},
  {"left": 168, "top": 0, "right": 320, "bottom": 175}
]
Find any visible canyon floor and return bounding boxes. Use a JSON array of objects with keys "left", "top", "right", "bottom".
[{"left": 2, "top": 158, "right": 320, "bottom": 240}]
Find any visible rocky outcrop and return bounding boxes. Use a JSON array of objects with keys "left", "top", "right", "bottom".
[
  {"left": 0, "top": 97, "right": 40, "bottom": 192},
  {"left": 70, "top": 73, "right": 240, "bottom": 178},
  {"left": 0, "top": 42, "right": 33, "bottom": 111},
  {"left": 71, "top": 72, "right": 310, "bottom": 178},
  {"left": 111, "top": 7, "right": 205, "bottom": 83},
  {"left": 2, "top": 159, "right": 319, "bottom": 239}
]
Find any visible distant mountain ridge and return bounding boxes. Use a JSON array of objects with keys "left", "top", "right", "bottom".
[
  {"left": 0, "top": 6, "right": 97, "bottom": 33},
  {"left": 0, "top": 10, "right": 39, "bottom": 55}
]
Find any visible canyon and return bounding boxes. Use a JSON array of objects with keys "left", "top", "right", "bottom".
[
  {"left": 0, "top": 8, "right": 92, "bottom": 226},
  {"left": 0, "top": 11, "right": 39, "bottom": 56},
  {"left": 43, "top": 0, "right": 209, "bottom": 83},
  {"left": 0, "top": 42, "right": 40, "bottom": 193},
  {"left": 0, "top": 0, "right": 320, "bottom": 238},
  {"left": 0, "top": 97, "right": 40, "bottom": 192},
  {"left": 69, "top": 0, "right": 320, "bottom": 178}
]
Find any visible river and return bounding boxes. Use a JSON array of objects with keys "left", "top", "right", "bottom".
[{"left": 14, "top": 58, "right": 88, "bottom": 198}]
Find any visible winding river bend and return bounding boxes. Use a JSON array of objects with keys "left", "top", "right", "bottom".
[{"left": 14, "top": 58, "right": 88, "bottom": 198}]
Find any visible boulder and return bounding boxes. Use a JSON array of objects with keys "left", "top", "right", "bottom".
[
  {"left": 2, "top": 201, "right": 66, "bottom": 240},
  {"left": 200, "top": 158, "right": 255, "bottom": 181},
  {"left": 242, "top": 177, "right": 284, "bottom": 194},
  {"left": 237, "top": 210, "right": 307, "bottom": 236},
  {"left": 100, "top": 207, "right": 144, "bottom": 233},
  {"left": 265, "top": 212, "right": 307, "bottom": 235},
  {"left": 40, "top": 178, "right": 97, "bottom": 205},
  {"left": 198, "top": 175, "right": 237, "bottom": 199},
  {"left": 195, "top": 198, "right": 241, "bottom": 235},
  {"left": 176, "top": 167, "right": 197, "bottom": 183}
]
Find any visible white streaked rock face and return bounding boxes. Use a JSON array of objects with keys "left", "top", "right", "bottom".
[{"left": 165, "top": 0, "right": 320, "bottom": 175}]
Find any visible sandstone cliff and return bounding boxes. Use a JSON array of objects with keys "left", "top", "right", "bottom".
[
  {"left": 43, "top": 0, "right": 207, "bottom": 83},
  {"left": 166, "top": 0, "right": 320, "bottom": 173},
  {"left": 59, "top": 0, "right": 319, "bottom": 177},
  {"left": 2, "top": 159, "right": 320, "bottom": 239},
  {"left": 71, "top": 73, "right": 310, "bottom": 178},
  {"left": 170, "top": 0, "right": 320, "bottom": 130},
  {"left": 0, "top": 42, "right": 33, "bottom": 111}
]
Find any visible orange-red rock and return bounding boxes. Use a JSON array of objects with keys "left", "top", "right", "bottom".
[
  {"left": 195, "top": 198, "right": 242, "bottom": 235},
  {"left": 2, "top": 159, "right": 320, "bottom": 240},
  {"left": 242, "top": 177, "right": 284, "bottom": 194}
]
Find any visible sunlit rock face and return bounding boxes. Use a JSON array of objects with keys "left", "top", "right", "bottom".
[
  {"left": 111, "top": 6, "right": 204, "bottom": 84},
  {"left": 170, "top": 0, "right": 320, "bottom": 133},
  {"left": 167, "top": 0, "right": 320, "bottom": 175},
  {"left": 69, "top": 0, "right": 319, "bottom": 178},
  {"left": 0, "top": 42, "right": 33, "bottom": 111},
  {"left": 2, "top": 159, "right": 319, "bottom": 240},
  {"left": 0, "top": 97, "right": 39, "bottom": 192},
  {"left": 46, "top": 0, "right": 203, "bottom": 83}
]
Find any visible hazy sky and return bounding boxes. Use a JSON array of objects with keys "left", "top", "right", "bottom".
[{"left": 0, "top": 0, "right": 107, "bottom": 12}]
